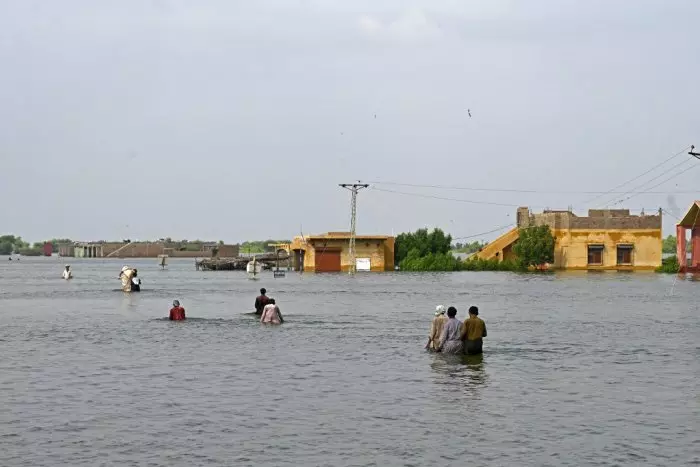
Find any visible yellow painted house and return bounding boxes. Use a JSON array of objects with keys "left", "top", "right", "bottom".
[
  {"left": 289, "top": 232, "right": 395, "bottom": 272},
  {"left": 475, "top": 207, "right": 662, "bottom": 270}
]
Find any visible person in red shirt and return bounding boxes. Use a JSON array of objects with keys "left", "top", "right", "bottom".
[{"left": 169, "top": 300, "right": 186, "bottom": 321}]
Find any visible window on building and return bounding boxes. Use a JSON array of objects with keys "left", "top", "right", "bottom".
[
  {"left": 587, "top": 245, "right": 604, "bottom": 265},
  {"left": 617, "top": 245, "right": 633, "bottom": 265}
]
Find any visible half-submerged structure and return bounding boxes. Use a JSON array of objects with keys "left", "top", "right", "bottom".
[
  {"left": 676, "top": 200, "right": 700, "bottom": 272},
  {"left": 476, "top": 207, "right": 662, "bottom": 270}
]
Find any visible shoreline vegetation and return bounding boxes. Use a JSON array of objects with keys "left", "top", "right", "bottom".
[{"left": 397, "top": 227, "right": 680, "bottom": 274}]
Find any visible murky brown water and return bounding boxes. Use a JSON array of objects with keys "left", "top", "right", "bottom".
[{"left": 1, "top": 257, "right": 699, "bottom": 466}]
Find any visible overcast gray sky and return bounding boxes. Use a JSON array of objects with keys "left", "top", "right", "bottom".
[{"left": 1, "top": 0, "right": 699, "bottom": 243}]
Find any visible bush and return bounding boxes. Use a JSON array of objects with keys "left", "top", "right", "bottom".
[
  {"left": 400, "top": 249, "right": 463, "bottom": 271},
  {"left": 461, "top": 257, "right": 527, "bottom": 272},
  {"left": 17, "top": 248, "right": 42, "bottom": 256},
  {"left": 656, "top": 255, "right": 680, "bottom": 273}
]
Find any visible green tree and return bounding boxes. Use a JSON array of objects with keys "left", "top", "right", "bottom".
[
  {"left": 513, "top": 225, "right": 555, "bottom": 269},
  {"left": 0, "top": 235, "right": 29, "bottom": 254},
  {"left": 662, "top": 235, "right": 676, "bottom": 254},
  {"left": 395, "top": 228, "right": 452, "bottom": 265}
]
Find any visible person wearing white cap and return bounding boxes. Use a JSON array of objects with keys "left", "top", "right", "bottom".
[{"left": 426, "top": 305, "right": 447, "bottom": 351}]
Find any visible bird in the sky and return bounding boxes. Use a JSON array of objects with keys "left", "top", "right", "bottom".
[{"left": 467, "top": 109, "right": 472, "bottom": 118}]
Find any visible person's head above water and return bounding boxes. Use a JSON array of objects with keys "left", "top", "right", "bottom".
[
  {"left": 260, "top": 288, "right": 266, "bottom": 295},
  {"left": 447, "top": 306, "right": 457, "bottom": 318},
  {"left": 469, "top": 306, "right": 479, "bottom": 316},
  {"left": 268, "top": 298, "right": 275, "bottom": 305},
  {"left": 435, "top": 305, "right": 446, "bottom": 316},
  {"left": 173, "top": 300, "right": 180, "bottom": 307},
  {"left": 65, "top": 265, "right": 70, "bottom": 270}
]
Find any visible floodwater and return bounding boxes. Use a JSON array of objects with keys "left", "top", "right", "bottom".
[{"left": 1, "top": 257, "right": 699, "bottom": 466}]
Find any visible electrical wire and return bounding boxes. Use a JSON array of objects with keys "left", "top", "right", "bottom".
[
  {"left": 660, "top": 208, "right": 681, "bottom": 221},
  {"left": 608, "top": 161, "right": 700, "bottom": 207},
  {"left": 582, "top": 145, "right": 691, "bottom": 205},
  {"left": 600, "top": 157, "right": 697, "bottom": 207},
  {"left": 370, "top": 186, "right": 660, "bottom": 212},
  {"left": 370, "top": 186, "right": 529, "bottom": 208},
  {"left": 365, "top": 180, "right": 696, "bottom": 195},
  {"left": 452, "top": 223, "right": 515, "bottom": 240}
]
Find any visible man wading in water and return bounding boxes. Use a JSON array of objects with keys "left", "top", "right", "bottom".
[
  {"left": 254, "top": 288, "right": 270, "bottom": 315},
  {"left": 436, "top": 307, "right": 464, "bottom": 354},
  {"left": 426, "top": 305, "right": 447, "bottom": 351},
  {"left": 462, "top": 306, "right": 487, "bottom": 354}
]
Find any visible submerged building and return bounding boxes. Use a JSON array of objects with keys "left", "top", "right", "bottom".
[
  {"left": 289, "top": 232, "right": 395, "bottom": 272},
  {"left": 476, "top": 207, "right": 662, "bottom": 270},
  {"left": 58, "top": 241, "right": 239, "bottom": 259},
  {"left": 676, "top": 200, "right": 700, "bottom": 272}
]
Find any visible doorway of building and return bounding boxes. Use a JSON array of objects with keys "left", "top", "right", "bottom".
[{"left": 315, "top": 249, "right": 341, "bottom": 272}]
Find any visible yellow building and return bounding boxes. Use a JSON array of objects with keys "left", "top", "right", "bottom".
[
  {"left": 289, "top": 232, "right": 395, "bottom": 272},
  {"left": 475, "top": 207, "right": 662, "bottom": 270}
]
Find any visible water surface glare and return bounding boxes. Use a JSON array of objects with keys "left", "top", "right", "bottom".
[{"left": 1, "top": 257, "right": 699, "bottom": 466}]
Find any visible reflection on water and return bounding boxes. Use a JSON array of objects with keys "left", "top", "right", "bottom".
[
  {"left": 0, "top": 257, "right": 698, "bottom": 466},
  {"left": 430, "top": 353, "right": 488, "bottom": 399}
]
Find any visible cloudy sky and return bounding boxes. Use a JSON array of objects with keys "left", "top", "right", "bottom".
[{"left": 1, "top": 0, "right": 699, "bottom": 243}]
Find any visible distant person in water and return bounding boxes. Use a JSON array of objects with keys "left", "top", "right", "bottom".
[
  {"left": 261, "top": 298, "right": 284, "bottom": 324},
  {"left": 169, "top": 300, "right": 186, "bottom": 321},
  {"left": 426, "top": 305, "right": 447, "bottom": 351},
  {"left": 62, "top": 265, "right": 72, "bottom": 279},
  {"left": 437, "top": 306, "right": 464, "bottom": 354},
  {"left": 462, "top": 306, "right": 486, "bottom": 355},
  {"left": 255, "top": 288, "right": 270, "bottom": 315}
]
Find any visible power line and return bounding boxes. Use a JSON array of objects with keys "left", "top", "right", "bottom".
[
  {"left": 453, "top": 223, "right": 515, "bottom": 240},
  {"left": 582, "top": 145, "right": 691, "bottom": 205},
  {"left": 609, "top": 162, "right": 700, "bottom": 207},
  {"left": 370, "top": 186, "right": 527, "bottom": 208},
  {"left": 370, "top": 186, "right": 660, "bottom": 211},
  {"left": 600, "top": 157, "right": 697, "bottom": 207},
  {"left": 365, "top": 180, "right": 697, "bottom": 195}
]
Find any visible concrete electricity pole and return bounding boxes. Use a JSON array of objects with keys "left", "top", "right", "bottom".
[{"left": 339, "top": 182, "right": 369, "bottom": 274}]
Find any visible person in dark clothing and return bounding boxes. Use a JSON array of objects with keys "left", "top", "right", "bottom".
[
  {"left": 462, "top": 306, "right": 487, "bottom": 355},
  {"left": 169, "top": 300, "right": 186, "bottom": 321},
  {"left": 254, "top": 288, "right": 270, "bottom": 315}
]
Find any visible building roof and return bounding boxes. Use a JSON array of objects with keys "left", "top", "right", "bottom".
[
  {"left": 678, "top": 201, "right": 700, "bottom": 227},
  {"left": 306, "top": 232, "right": 392, "bottom": 240}
]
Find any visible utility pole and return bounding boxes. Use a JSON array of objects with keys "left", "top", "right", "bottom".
[
  {"left": 690, "top": 145, "right": 699, "bottom": 160},
  {"left": 339, "top": 182, "right": 369, "bottom": 274}
]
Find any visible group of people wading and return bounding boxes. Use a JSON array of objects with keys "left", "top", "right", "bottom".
[
  {"left": 427, "top": 305, "right": 487, "bottom": 355},
  {"left": 166, "top": 288, "right": 284, "bottom": 324},
  {"left": 254, "top": 288, "right": 284, "bottom": 324}
]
